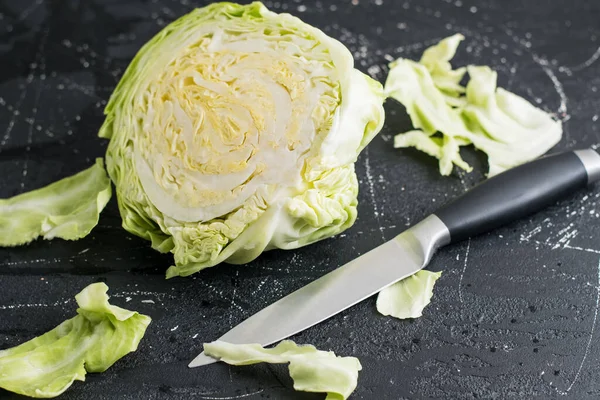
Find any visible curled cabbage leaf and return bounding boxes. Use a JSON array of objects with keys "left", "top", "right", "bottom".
[
  {"left": 100, "top": 1, "right": 385, "bottom": 278},
  {"left": 204, "top": 340, "right": 361, "bottom": 400},
  {"left": 420, "top": 34, "right": 467, "bottom": 106},
  {"left": 0, "top": 283, "right": 151, "bottom": 398},
  {"left": 385, "top": 34, "right": 562, "bottom": 176},
  {"left": 376, "top": 270, "right": 441, "bottom": 319},
  {"left": 0, "top": 158, "right": 111, "bottom": 246}
]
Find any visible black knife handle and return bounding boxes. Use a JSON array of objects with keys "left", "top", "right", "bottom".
[{"left": 434, "top": 149, "right": 600, "bottom": 244}]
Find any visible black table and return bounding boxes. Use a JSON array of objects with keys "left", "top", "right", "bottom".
[{"left": 2, "top": 0, "right": 600, "bottom": 398}]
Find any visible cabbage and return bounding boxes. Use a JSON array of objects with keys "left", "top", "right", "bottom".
[
  {"left": 99, "top": 1, "right": 385, "bottom": 278},
  {"left": 0, "top": 158, "right": 111, "bottom": 246},
  {"left": 204, "top": 340, "right": 361, "bottom": 400},
  {"left": 386, "top": 34, "right": 562, "bottom": 176},
  {"left": 376, "top": 270, "right": 441, "bottom": 319},
  {"left": 420, "top": 34, "right": 467, "bottom": 107},
  {"left": 0, "top": 283, "right": 151, "bottom": 398}
]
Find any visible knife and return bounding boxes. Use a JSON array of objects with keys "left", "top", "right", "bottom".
[{"left": 190, "top": 149, "right": 600, "bottom": 368}]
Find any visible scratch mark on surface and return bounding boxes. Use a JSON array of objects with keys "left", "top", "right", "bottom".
[
  {"left": 498, "top": 24, "right": 570, "bottom": 122},
  {"left": 14, "top": 0, "right": 44, "bottom": 24},
  {"left": 59, "top": 76, "right": 99, "bottom": 98},
  {"left": 0, "top": 245, "right": 148, "bottom": 267},
  {"left": 195, "top": 279, "right": 225, "bottom": 298},
  {"left": 255, "top": 276, "right": 269, "bottom": 292},
  {"left": 392, "top": 38, "right": 443, "bottom": 55},
  {"left": 552, "top": 228, "right": 578, "bottom": 250},
  {"left": 21, "top": 84, "right": 42, "bottom": 189},
  {"left": 569, "top": 45, "right": 600, "bottom": 72},
  {"left": 521, "top": 225, "right": 542, "bottom": 242},
  {"left": 229, "top": 269, "right": 243, "bottom": 325},
  {"left": 0, "top": 298, "right": 71, "bottom": 310},
  {"left": 0, "top": 84, "right": 28, "bottom": 149},
  {"left": 110, "top": 290, "right": 172, "bottom": 301},
  {"left": 198, "top": 389, "right": 264, "bottom": 400},
  {"left": 458, "top": 238, "right": 471, "bottom": 304},
  {"left": 365, "top": 147, "right": 386, "bottom": 242},
  {"left": 20, "top": 27, "right": 49, "bottom": 189},
  {"left": 552, "top": 258, "right": 600, "bottom": 395},
  {"left": 564, "top": 242, "right": 600, "bottom": 255},
  {"left": 532, "top": 54, "right": 569, "bottom": 121},
  {"left": 0, "top": 290, "right": 171, "bottom": 310}
]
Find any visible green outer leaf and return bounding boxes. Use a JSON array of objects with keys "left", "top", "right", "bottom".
[
  {"left": 0, "top": 283, "right": 151, "bottom": 398},
  {"left": 0, "top": 158, "right": 112, "bottom": 246},
  {"left": 204, "top": 340, "right": 362, "bottom": 400},
  {"left": 376, "top": 270, "right": 442, "bottom": 319}
]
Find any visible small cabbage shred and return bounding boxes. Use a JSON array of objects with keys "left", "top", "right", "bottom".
[
  {"left": 376, "top": 270, "right": 442, "bottom": 319},
  {"left": 0, "top": 283, "right": 151, "bottom": 398},
  {"left": 204, "top": 340, "right": 361, "bottom": 400},
  {"left": 0, "top": 158, "right": 111, "bottom": 246},
  {"left": 100, "top": 1, "right": 385, "bottom": 278},
  {"left": 385, "top": 34, "right": 562, "bottom": 176}
]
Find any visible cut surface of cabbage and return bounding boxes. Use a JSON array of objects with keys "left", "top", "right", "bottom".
[{"left": 100, "top": 1, "right": 385, "bottom": 277}]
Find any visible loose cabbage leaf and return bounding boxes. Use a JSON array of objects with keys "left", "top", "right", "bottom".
[
  {"left": 204, "top": 340, "right": 361, "bottom": 400},
  {"left": 99, "top": 2, "right": 385, "bottom": 278},
  {"left": 462, "top": 66, "right": 563, "bottom": 176},
  {"left": 385, "top": 35, "right": 562, "bottom": 176},
  {"left": 0, "top": 158, "right": 112, "bottom": 246},
  {"left": 0, "top": 283, "right": 151, "bottom": 398},
  {"left": 420, "top": 33, "right": 467, "bottom": 106},
  {"left": 376, "top": 270, "right": 442, "bottom": 319}
]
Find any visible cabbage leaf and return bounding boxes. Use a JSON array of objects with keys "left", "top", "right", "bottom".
[
  {"left": 204, "top": 340, "right": 361, "bottom": 400},
  {"left": 376, "top": 270, "right": 442, "bottom": 319},
  {"left": 420, "top": 33, "right": 467, "bottom": 106},
  {"left": 0, "top": 283, "right": 151, "bottom": 398},
  {"left": 385, "top": 34, "right": 562, "bottom": 176},
  {"left": 0, "top": 158, "right": 111, "bottom": 246}
]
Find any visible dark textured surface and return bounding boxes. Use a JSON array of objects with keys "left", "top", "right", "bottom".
[{"left": 1, "top": 0, "right": 600, "bottom": 398}]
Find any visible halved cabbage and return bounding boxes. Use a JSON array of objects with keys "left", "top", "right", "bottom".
[{"left": 100, "top": 1, "right": 385, "bottom": 278}]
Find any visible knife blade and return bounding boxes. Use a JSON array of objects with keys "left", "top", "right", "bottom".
[{"left": 190, "top": 149, "right": 600, "bottom": 368}]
